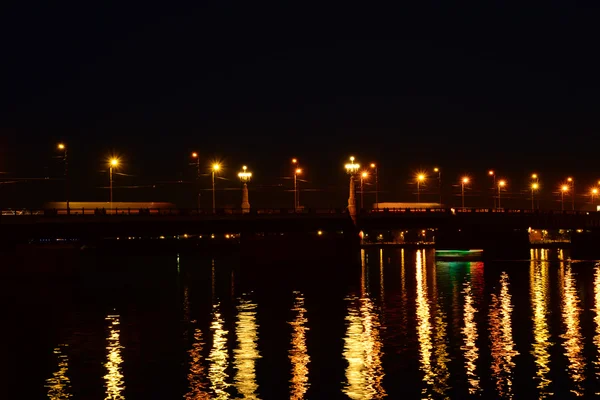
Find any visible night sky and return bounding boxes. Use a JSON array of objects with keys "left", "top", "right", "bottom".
[{"left": 2, "top": 3, "right": 600, "bottom": 208}]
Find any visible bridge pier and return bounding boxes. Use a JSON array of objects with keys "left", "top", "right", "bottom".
[
  {"left": 570, "top": 230, "right": 600, "bottom": 260},
  {"left": 435, "top": 226, "right": 530, "bottom": 260}
]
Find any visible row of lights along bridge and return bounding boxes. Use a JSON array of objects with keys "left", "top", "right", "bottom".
[{"left": 55, "top": 144, "right": 597, "bottom": 211}]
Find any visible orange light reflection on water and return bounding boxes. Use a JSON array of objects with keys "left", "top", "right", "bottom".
[
  {"left": 530, "top": 249, "right": 552, "bottom": 398},
  {"left": 208, "top": 303, "right": 230, "bottom": 399},
  {"left": 289, "top": 291, "right": 310, "bottom": 399},
  {"left": 234, "top": 298, "right": 260, "bottom": 398},
  {"left": 45, "top": 344, "right": 72, "bottom": 399},
  {"left": 104, "top": 314, "right": 125, "bottom": 400}
]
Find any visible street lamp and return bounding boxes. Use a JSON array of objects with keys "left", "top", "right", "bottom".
[
  {"left": 360, "top": 171, "right": 368, "bottom": 210},
  {"left": 489, "top": 170, "right": 496, "bottom": 207},
  {"left": 370, "top": 163, "right": 379, "bottom": 207},
  {"left": 531, "top": 182, "right": 539, "bottom": 210},
  {"left": 238, "top": 165, "right": 252, "bottom": 213},
  {"left": 57, "top": 143, "right": 69, "bottom": 214},
  {"left": 416, "top": 173, "right": 426, "bottom": 203},
  {"left": 461, "top": 176, "right": 469, "bottom": 209},
  {"left": 434, "top": 167, "right": 442, "bottom": 205},
  {"left": 345, "top": 156, "right": 360, "bottom": 221},
  {"left": 294, "top": 168, "right": 302, "bottom": 211},
  {"left": 109, "top": 158, "right": 119, "bottom": 209},
  {"left": 567, "top": 177, "right": 574, "bottom": 210},
  {"left": 191, "top": 152, "right": 200, "bottom": 210},
  {"left": 591, "top": 187, "right": 598, "bottom": 207},
  {"left": 497, "top": 179, "right": 506, "bottom": 209},
  {"left": 212, "top": 163, "right": 220, "bottom": 213},
  {"left": 561, "top": 184, "right": 569, "bottom": 211}
]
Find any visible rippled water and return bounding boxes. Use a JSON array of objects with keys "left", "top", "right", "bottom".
[{"left": 5, "top": 247, "right": 600, "bottom": 398}]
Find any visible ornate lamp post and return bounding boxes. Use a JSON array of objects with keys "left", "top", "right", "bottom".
[
  {"left": 461, "top": 176, "right": 469, "bottom": 209},
  {"left": 416, "top": 173, "right": 426, "bottom": 203},
  {"left": 238, "top": 165, "right": 252, "bottom": 213},
  {"left": 497, "top": 179, "right": 506, "bottom": 209},
  {"left": 109, "top": 158, "right": 119, "bottom": 210},
  {"left": 212, "top": 163, "right": 221, "bottom": 213},
  {"left": 345, "top": 156, "right": 360, "bottom": 223},
  {"left": 57, "top": 143, "right": 69, "bottom": 214},
  {"left": 191, "top": 152, "right": 200, "bottom": 210}
]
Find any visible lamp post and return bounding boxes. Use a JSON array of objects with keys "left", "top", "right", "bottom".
[
  {"left": 461, "top": 177, "right": 469, "bottom": 209},
  {"left": 238, "top": 165, "right": 252, "bottom": 213},
  {"left": 434, "top": 167, "right": 441, "bottom": 205},
  {"left": 561, "top": 184, "right": 568, "bottom": 211},
  {"left": 497, "top": 179, "right": 506, "bottom": 209},
  {"left": 370, "top": 163, "right": 378, "bottom": 207},
  {"left": 291, "top": 158, "right": 299, "bottom": 210},
  {"left": 212, "top": 163, "right": 220, "bottom": 213},
  {"left": 592, "top": 188, "right": 598, "bottom": 208},
  {"left": 109, "top": 158, "right": 119, "bottom": 210},
  {"left": 360, "top": 171, "right": 368, "bottom": 210},
  {"left": 345, "top": 156, "right": 360, "bottom": 223},
  {"left": 567, "top": 177, "right": 574, "bottom": 210},
  {"left": 416, "top": 174, "right": 425, "bottom": 203},
  {"left": 57, "top": 143, "right": 69, "bottom": 214},
  {"left": 489, "top": 170, "right": 496, "bottom": 208},
  {"left": 531, "top": 182, "right": 539, "bottom": 210},
  {"left": 191, "top": 152, "right": 200, "bottom": 210}
]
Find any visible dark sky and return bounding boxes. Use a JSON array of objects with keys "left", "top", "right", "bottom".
[{"left": 2, "top": 3, "right": 600, "bottom": 207}]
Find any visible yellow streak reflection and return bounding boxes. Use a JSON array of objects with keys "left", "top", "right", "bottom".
[
  {"left": 343, "top": 258, "right": 385, "bottom": 399},
  {"left": 461, "top": 281, "right": 480, "bottom": 395},
  {"left": 234, "top": 298, "right": 260, "bottom": 398},
  {"left": 560, "top": 261, "right": 585, "bottom": 396},
  {"left": 104, "top": 314, "right": 125, "bottom": 400},
  {"left": 379, "top": 249, "right": 384, "bottom": 302},
  {"left": 489, "top": 272, "right": 518, "bottom": 399},
  {"left": 208, "top": 303, "right": 230, "bottom": 399},
  {"left": 431, "top": 257, "right": 450, "bottom": 398},
  {"left": 530, "top": 249, "right": 552, "bottom": 397},
  {"left": 415, "top": 250, "right": 434, "bottom": 397},
  {"left": 45, "top": 344, "right": 72, "bottom": 399},
  {"left": 289, "top": 291, "right": 310, "bottom": 399},
  {"left": 185, "top": 329, "right": 209, "bottom": 399},
  {"left": 595, "top": 264, "right": 600, "bottom": 390}
]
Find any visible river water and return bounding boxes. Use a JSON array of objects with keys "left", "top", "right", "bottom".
[{"left": 4, "top": 247, "right": 600, "bottom": 399}]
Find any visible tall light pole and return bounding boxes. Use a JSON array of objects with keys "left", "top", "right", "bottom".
[
  {"left": 567, "top": 177, "right": 574, "bottom": 210},
  {"left": 294, "top": 167, "right": 302, "bottom": 211},
  {"left": 434, "top": 167, "right": 441, "bottom": 205},
  {"left": 531, "top": 182, "right": 539, "bottom": 210},
  {"left": 57, "top": 143, "right": 69, "bottom": 214},
  {"left": 497, "top": 179, "right": 506, "bottom": 209},
  {"left": 360, "top": 171, "right": 368, "bottom": 210},
  {"left": 345, "top": 156, "right": 360, "bottom": 223},
  {"left": 461, "top": 176, "right": 469, "bottom": 209},
  {"left": 370, "top": 163, "right": 378, "bottom": 207},
  {"left": 416, "top": 174, "right": 425, "bottom": 203},
  {"left": 211, "top": 163, "right": 221, "bottom": 213},
  {"left": 191, "top": 152, "right": 200, "bottom": 210},
  {"left": 109, "top": 158, "right": 119, "bottom": 210},
  {"left": 238, "top": 165, "right": 252, "bottom": 213},
  {"left": 591, "top": 188, "right": 598, "bottom": 208},
  {"left": 561, "top": 184, "right": 568, "bottom": 211},
  {"left": 489, "top": 170, "right": 496, "bottom": 208}
]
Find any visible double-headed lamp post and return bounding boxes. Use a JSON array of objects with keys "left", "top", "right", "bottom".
[
  {"left": 238, "top": 165, "right": 252, "bottom": 213},
  {"left": 461, "top": 177, "right": 469, "bottom": 209},
  {"left": 109, "top": 158, "right": 119, "bottom": 209},
  {"left": 416, "top": 174, "right": 426, "bottom": 203},
  {"left": 345, "top": 156, "right": 360, "bottom": 222},
  {"left": 497, "top": 179, "right": 506, "bottom": 209},
  {"left": 531, "top": 182, "right": 539, "bottom": 210},
  {"left": 360, "top": 171, "right": 368, "bottom": 210},
  {"left": 57, "top": 143, "right": 69, "bottom": 214},
  {"left": 561, "top": 184, "right": 569, "bottom": 211},
  {"left": 212, "top": 163, "right": 221, "bottom": 213}
]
